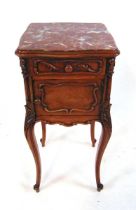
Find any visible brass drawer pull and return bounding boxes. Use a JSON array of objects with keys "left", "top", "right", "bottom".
[{"left": 64, "top": 64, "right": 73, "bottom": 72}]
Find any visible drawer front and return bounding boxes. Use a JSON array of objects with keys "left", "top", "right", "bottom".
[
  {"left": 31, "top": 58, "right": 105, "bottom": 77},
  {"left": 33, "top": 81, "right": 101, "bottom": 116}
]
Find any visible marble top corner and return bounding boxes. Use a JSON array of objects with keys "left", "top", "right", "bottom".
[{"left": 16, "top": 23, "right": 119, "bottom": 55}]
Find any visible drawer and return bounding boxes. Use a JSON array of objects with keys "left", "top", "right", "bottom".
[
  {"left": 31, "top": 58, "right": 105, "bottom": 77},
  {"left": 33, "top": 80, "right": 101, "bottom": 116}
]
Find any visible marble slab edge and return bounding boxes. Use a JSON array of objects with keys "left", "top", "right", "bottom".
[{"left": 15, "top": 48, "right": 120, "bottom": 58}]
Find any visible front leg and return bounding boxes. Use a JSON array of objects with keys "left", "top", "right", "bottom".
[
  {"left": 95, "top": 104, "right": 112, "bottom": 191},
  {"left": 24, "top": 104, "right": 41, "bottom": 192}
]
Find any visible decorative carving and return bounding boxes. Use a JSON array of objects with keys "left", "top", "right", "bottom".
[
  {"left": 33, "top": 59, "right": 103, "bottom": 75},
  {"left": 33, "top": 60, "right": 57, "bottom": 74},
  {"left": 20, "top": 58, "right": 29, "bottom": 78},
  {"left": 38, "top": 120, "right": 94, "bottom": 127},
  {"left": 20, "top": 58, "right": 36, "bottom": 136},
  {"left": 75, "top": 61, "right": 102, "bottom": 72},
  {"left": 106, "top": 58, "right": 115, "bottom": 78},
  {"left": 99, "top": 58, "right": 114, "bottom": 128},
  {"left": 100, "top": 101, "right": 112, "bottom": 128},
  {"left": 34, "top": 83, "right": 99, "bottom": 114},
  {"left": 24, "top": 101, "right": 36, "bottom": 137}
]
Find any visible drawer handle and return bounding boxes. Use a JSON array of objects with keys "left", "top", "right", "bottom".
[{"left": 65, "top": 64, "right": 73, "bottom": 72}]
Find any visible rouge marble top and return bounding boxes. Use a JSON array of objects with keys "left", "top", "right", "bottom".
[{"left": 16, "top": 23, "right": 120, "bottom": 57}]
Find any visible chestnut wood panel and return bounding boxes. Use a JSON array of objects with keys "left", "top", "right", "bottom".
[{"left": 36, "top": 115, "right": 99, "bottom": 126}]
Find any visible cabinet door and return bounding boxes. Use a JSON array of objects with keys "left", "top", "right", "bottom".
[{"left": 33, "top": 81, "right": 101, "bottom": 116}]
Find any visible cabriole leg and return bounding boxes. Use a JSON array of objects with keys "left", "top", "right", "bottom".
[
  {"left": 25, "top": 122, "right": 41, "bottom": 192},
  {"left": 95, "top": 116, "right": 112, "bottom": 191}
]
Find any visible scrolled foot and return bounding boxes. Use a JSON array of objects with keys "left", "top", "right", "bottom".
[
  {"left": 40, "top": 138, "right": 45, "bottom": 147},
  {"left": 33, "top": 184, "right": 40, "bottom": 192},
  {"left": 97, "top": 183, "right": 103, "bottom": 192}
]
